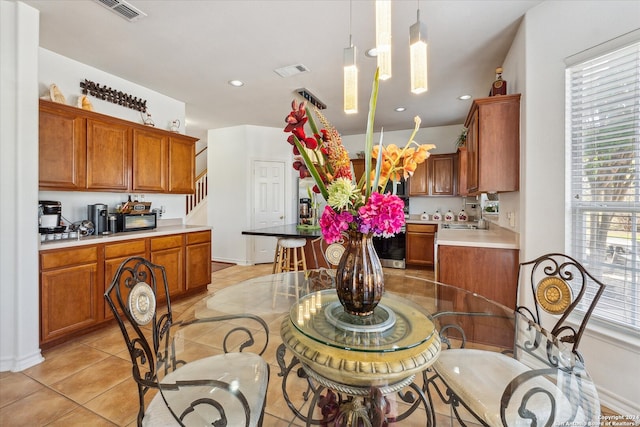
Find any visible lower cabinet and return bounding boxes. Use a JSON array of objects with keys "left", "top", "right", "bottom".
[
  {"left": 437, "top": 244, "right": 519, "bottom": 348},
  {"left": 40, "top": 246, "right": 100, "bottom": 345},
  {"left": 185, "top": 230, "right": 212, "bottom": 290},
  {"left": 39, "top": 229, "right": 211, "bottom": 347},
  {"left": 103, "top": 239, "right": 147, "bottom": 320},
  {"left": 406, "top": 223, "right": 437, "bottom": 267},
  {"left": 151, "top": 234, "right": 185, "bottom": 302}
]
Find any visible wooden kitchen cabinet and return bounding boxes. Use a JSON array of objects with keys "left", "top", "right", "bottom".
[
  {"left": 39, "top": 101, "right": 87, "bottom": 190},
  {"left": 408, "top": 161, "right": 429, "bottom": 196},
  {"left": 86, "top": 118, "right": 131, "bottom": 191},
  {"left": 437, "top": 244, "right": 519, "bottom": 348},
  {"left": 40, "top": 246, "right": 101, "bottom": 345},
  {"left": 168, "top": 135, "right": 196, "bottom": 193},
  {"left": 103, "top": 239, "right": 148, "bottom": 319},
  {"left": 38, "top": 99, "right": 197, "bottom": 194},
  {"left": 457, "top": 147, "right": 469, "bottom": 197},
  {"left": 185, "top": 230, "right": 212, "bottom": 290},
  {"left": 406, "top": 223, "right": 437, "bottom": 267},
  {"left": 39, "top": 229, "right": 211, "bottom": 347},
  {"left": 151, "top": 234, "right": 185, "bottom": 301},
  {"left": 132, "top": 128, "right": 168, "bottom": 192},
  {"left": 463, "top": 94, "right": 520, "bottom": 194},
  {"left": 408, "top": 153, "right": 457, "bottom": 197}
]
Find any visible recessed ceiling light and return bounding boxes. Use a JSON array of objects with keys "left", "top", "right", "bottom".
[
  {"left": 228, "top": 80, "right": 244, "bottom": 87},
  {"left": 365, "top": 48, "right": 378, "bottom": 58},
  {"left": 458, "top": 94, "right": 471, "bottom": 100},
  {"left": 395, "top": 107, "right": 406, "bottom": 112}
]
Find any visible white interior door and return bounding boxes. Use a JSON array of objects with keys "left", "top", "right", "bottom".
[{"left": 253, "top": 160, "right": 286, "bottom": 264}]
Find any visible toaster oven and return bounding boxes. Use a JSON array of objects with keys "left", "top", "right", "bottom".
[{"left": 116, "top": 212, "right": 157, "bottom": 232}]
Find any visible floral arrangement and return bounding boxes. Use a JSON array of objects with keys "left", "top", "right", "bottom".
[{"left": 284, "top": 69, "right": 435, "bottom": 244}]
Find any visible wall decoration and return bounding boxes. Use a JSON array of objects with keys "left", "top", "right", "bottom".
[{"left": 80, "top": 79, "right": 147, "bottom": 112}]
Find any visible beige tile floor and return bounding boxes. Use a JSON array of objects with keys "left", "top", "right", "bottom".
[{"left": 0, "top": 263, "right": 614, "bottom": 426}]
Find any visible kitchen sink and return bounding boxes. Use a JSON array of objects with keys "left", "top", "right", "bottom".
[{"left": 441, "top": 223, "right": 479, "bottom": 230}]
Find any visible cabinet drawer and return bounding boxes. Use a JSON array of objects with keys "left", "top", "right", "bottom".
[
  {"left": 41, "top": 246, "right": 98, "bottom": 270},
  {"left": 151, "top": 234, "right": 183, "bottom": 250},
  {"left": 105, "top": 240, "right": 147, "bottom": 259},
  {"left": 406, "top": 224, "right": 437, "bottom": 233},
  {"left": 186, "top": 230, "right": 211, "bottom": 245}
]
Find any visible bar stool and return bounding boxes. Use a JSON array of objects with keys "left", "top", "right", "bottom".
[
  {"left": 273, "top": 238, "right": 307, "bottom": 274},
  {"left": 272, "top": 238, "right": 307, "bottom": 307}
]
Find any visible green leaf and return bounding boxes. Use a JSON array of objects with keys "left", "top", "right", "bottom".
[{"left": 364, "top": 68, "right": 380, "bottom": 200}]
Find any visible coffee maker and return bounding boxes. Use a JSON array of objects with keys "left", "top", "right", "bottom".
[
  {"left": 39, "top": 200, "right": 63, "bottom": 234},
  {"left": 88, "top": 203, "right": 108, "bottom": 235}
]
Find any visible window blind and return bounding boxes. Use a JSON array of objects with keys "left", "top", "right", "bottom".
[{"left": 566, "top": 41, "right": 640, "bottom": 332}]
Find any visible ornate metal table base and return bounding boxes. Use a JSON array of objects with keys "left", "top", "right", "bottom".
[{"left": 276, "top": 343, "right": 435, "bottom": 426}]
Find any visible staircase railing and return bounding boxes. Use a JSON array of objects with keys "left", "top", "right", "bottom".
[{"left": 186, "top": 170, "right": 207, "bottom": 216}]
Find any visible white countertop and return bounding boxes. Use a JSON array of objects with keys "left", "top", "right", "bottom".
[
  {"left": 436, "top": 225, "right": 519, "bottom": 250},
  {"left": 39, "top": 224, "right": 212, "bottom": 251}
]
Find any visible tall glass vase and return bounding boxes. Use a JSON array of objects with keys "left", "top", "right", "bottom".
[{"left": 335, "top": 230, "right": 384, "bottom": 316}]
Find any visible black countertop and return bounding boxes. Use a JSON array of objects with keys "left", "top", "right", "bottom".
[{"left": 241, "top": 224, "right": 322, "bottom": 238}]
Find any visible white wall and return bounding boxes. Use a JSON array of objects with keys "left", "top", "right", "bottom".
[
  {"left": 208, "top": 125, "right": 295, "bottom": 264},
  {"left": 38, "top": 49, "right": 193, "bottom": 223},
  {"left": 509, "top": 0, "right": 640, "bottom": 415},
  {"left": 0, "top": 0, "right": 44, "bottom": 371}
]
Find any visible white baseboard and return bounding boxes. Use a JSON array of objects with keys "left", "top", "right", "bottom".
[{"left": 0, "top": 350, "right": 44, "bottom": 372}]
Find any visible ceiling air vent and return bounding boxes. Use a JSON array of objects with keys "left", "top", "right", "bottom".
[
  {"left": 274, "top": 64, "right": 310, "bottom": 78},
  {"left": 93, "top": 0, "right": 147, "bottom": 22},
  {"left": 296, "top": 88, "right": 327, "bottom": 110}
]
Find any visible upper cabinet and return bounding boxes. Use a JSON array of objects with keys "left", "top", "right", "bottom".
[
  {"left": 87, "top": 118, "right": 131, "bottom": 191},
  {"left": 462, "top": 94, "right": 520, "bottom": 195},
  {"left": 39, "top": 100, "right": 198, "bottom": 194},
  {"left": 39, "top": 102, "right": 87, "bottom": 190},
  {"left": 409, "top": 153, "right": 457, "bottom": 197}
]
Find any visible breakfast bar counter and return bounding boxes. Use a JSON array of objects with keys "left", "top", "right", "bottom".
[{"left": 241, "top": 224, "right": 322, "bottom": 239}]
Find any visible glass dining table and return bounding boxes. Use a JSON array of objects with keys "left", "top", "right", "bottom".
[{"left": 156, "top": 269, "right": 601, "bottom": 426}]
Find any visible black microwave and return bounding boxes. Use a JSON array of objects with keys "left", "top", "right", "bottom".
[{"left": 116, "top": 212, "right": 157, "bottom": 232}]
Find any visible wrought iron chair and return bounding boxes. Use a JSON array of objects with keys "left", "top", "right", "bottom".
[
  {"left": 427, "top": 253, "right": 606, "bottom": 426},
  {"left": 104, "top": 256, "right": 270, "bottom": 426}
]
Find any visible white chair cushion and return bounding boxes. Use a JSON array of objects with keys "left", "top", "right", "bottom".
[
  {"left": 278, "top": 238, "right": 306, "bottom": 248},
  {"left": 144, "top": 352, "right": 268, "bottom": 427},
  {"left": 433, "top": 349, "right": 600, "bottom": 426}
]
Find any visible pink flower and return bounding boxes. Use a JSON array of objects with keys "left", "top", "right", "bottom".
[
  {"left": 357, "top": 193, "right": 405, "bottom": 237},
  {"left": 319, "top": 206, "right": 354, "bottom": 243}
]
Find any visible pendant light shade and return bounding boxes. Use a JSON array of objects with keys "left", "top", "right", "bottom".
[
  {"left": 410, "top": 10, "right": 428, "bottom": 94},
  {"left": 375, "top": 0, "right": 392, "bottom": 80},
  {"left": 344, "top": 44, "right": 358, "bottom": 114}
]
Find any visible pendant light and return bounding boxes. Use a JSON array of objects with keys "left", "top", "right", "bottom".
[
  {"left": 409, "top": 5, "right": 428, "bottom": 94},
  {"left": 375, "top": 0, "right": 392, "bottom": 80},
  {"left": 344, "top": 1, "right": 358, "bottom": 114}
]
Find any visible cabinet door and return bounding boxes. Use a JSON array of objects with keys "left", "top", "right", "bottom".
[
  {"left": 186, "top": 242, "right": 211, "bottom": 290},
  {"left": 132, "top": 129, "right": 168, "bottom": 192},
  {"left": 151, "top": 247, "right": 184, "bottom": 301},
  {"left": 408, "top": 161, "right": 429, "bottom": 196},
  {"left": 39, "top": 101, "right": 87, "bottom": 190},
  {"left": 168, "top": 136, "right": 195, "bottom": 194},
  {"left": 41, "top": 263, "right": 99, "bottom": 344},
  {"left": 429, "top": 154, "right": 456, "bottom": 196},
  {"left": 437, "top": 245, "right": 518, "bottom": 348},
  {"left": 457, "top": 148, "right": 469, "bottom": 197},
  {"left": 151, "top": 235, "right": 185, "bottom": 300},
  {"left": 466, "top": 110, "right": 479, "bottom": 194},
  {"left": 406, "top": 225, "right": 436, "bottom": 267},
  {"left": 87, "top": 118, "right": 131, "bottom": 191},
  {"left": 104, "top": 240, "right": 148, "bottom": 319}
]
